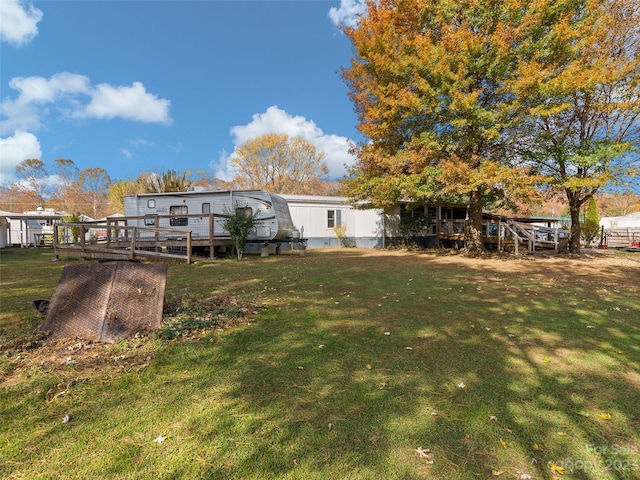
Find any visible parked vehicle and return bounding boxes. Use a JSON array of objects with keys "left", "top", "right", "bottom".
[{"left": 123, "top": 189, "right": 295, "bottom": 242}]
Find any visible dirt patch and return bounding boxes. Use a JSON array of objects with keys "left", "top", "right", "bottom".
[{"left": 1, "top": 294, "right": 260, "bottom": 388}]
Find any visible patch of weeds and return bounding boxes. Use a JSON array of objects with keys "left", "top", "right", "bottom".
[{"left": 157, "top": 292, "right": 260, "bottom": 340}]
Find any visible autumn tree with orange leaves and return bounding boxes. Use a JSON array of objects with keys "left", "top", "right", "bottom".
[
  {"left": 230, "top": 134, "right": 329, "bottom": 194},
  {"left": 340, "top": 0, "right": 639, "bottom": 253},
  {"left": 512, "top": 0, "right": 640, "bottom": 252},
  {"left": 341, "top": 0, "right": 546, "bottom": 253}
]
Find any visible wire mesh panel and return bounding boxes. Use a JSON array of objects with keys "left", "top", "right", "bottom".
[{"left": 41, "top": 261, "right": 167, "bottom": 342}]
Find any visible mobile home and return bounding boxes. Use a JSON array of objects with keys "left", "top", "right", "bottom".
[
  {"left": 123, "top": 189, "right": 295, "bottom": 242},
  {"left": 282, "top": 195, "right": 384, "bottom": 248}
]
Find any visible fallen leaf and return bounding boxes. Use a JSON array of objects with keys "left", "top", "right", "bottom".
[
  {"left": 153, "top": 435, "right": 166, "bottom": 444},
  {"left": 489, "top": 415, "right": 498, "bottom": 421},
  {"left": 366, "top": 364, "right": 372, "bottom": 370},
  {"left": 492, "top": 469, "right": 504, "bottom": 476},
  {"left": 556, "top": 431, "right": 566, "bottom": 436},
  {"left": 549, "top": 462, "right": 565, "bottom": 474},
  {"left": 543, "top": 358, "right": 551, "bottom": 363},
  {"left": 598, "top": 413, "right": 612, "bottom": 420},
  {"left": 458, "top": 382, "right": 466, "bottom": 389},
  {"left": 62, "top": 414, "right": 71, "bottom": 424},
  {"left": 532, "top": 443, "right": 542, "bottom": 451},
  {"left": 500, "top": 439, "right": 508, "bottom": 448}
]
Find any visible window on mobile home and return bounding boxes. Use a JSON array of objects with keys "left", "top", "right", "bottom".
[
  {"left": 327, "top": 209, "right": 341, "bottom": 228},
  {"left": 169, "top": 205, "right": 188, "bottom": 226},
  {"left": 144, "top": 215, "right": 155, "bottom": 226},
  {"left": 236, "top": 206, "right": 253, "bottom": 217},
  {"left": 202, "top": 203, "right": 211, "bottom": 214}
]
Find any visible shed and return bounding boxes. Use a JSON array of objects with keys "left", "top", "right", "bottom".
[
  {"left": 7, "top": 208, "right": 66, "bottom": 246},
  {"left": 0, "top": 210, "right": 12, "bottom": 248},
  {"left": 9, "top": 218, "right": 44, "bottom": 246}
]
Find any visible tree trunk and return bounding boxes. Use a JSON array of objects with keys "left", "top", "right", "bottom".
[
  {"left": 567, "top": 191, "right": 582, "bottom": 254},
  {"left": 466, "top": 189, "right": 485, "bottom": 254}
]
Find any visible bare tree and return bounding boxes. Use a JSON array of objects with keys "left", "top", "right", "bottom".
[
  {"left": 15, "top": 159, "right": 49, "bottom": 210},
  {"left": 79, "top": 168, "right": 111, "bottom": 218}
]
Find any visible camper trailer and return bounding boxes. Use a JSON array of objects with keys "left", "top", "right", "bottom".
[{"left": 123, "top": 189, "right": 295, "bottom": 242}]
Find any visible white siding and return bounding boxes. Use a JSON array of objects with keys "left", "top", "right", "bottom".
[
  {"left": 0, "top": 216, "right": 8, "bottom": 248},
  {"left": 282, "top": 195, "right": 384, "bottom": 248}
]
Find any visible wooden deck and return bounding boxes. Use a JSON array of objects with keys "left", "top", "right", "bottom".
[
  {"left": 52, "top": 222, "right": 235, "bottom": 263},
  {"left": 437, "top": 218, "right": 567, "bottom": 253}
]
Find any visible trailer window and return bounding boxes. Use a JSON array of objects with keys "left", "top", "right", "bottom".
[
  {"left": 236, "top": 206, "right": 253, "bottom": 218},
  {"left": 169, "top": 206, "right": 188, "bottom": 226},
  {"left": 202, "top": 203, "right": 211, "bottom": 214},
  {"left": 327, "top": 209, "right": 341, "bottom": 228},
  {"left": 144, "top": 215, "right": 156, "bottom": 226},
  {"left": 148, "top": 199, "right": 156, "bottom": 208}
]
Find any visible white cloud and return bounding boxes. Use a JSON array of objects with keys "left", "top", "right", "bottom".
[
  {"left": 0, "top": 0, "right": 43, "bottom": 46},
  {"left": 1, "top": 73, "right": 91, "bottom": 133},
  {"left": 328, "top": 0, "right": 367, "bottom": 28},
  {"left": 81, "top": 82, "right": 171, "bottom": 124},
  {"left": 0, "top": 131, "right": 42, "bottom": 184},
  {"left": 213, "top": 106, "right": 355, "bottom": 181},
  {"left": 1, "top": 73, "right": 171, "bottom": 135}
]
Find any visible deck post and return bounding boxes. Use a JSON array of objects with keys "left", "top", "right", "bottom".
[
  {"left": 106, "top": 219, "right": 112, "bottom": 244},
  {"left": 53, "top": 224, "right": 60, "bottom": 261},
  {"left": 130, "top": 227, "right": 136, "bottom": 260},
  {"left": 187, "top": 232, "right": 192, "bottom": 264},
  {"left": 80, "top": 224, "right": 86, "bottom": 257},
  {"left": 209, "top": 214, "right": 215, "bottom": 259}
]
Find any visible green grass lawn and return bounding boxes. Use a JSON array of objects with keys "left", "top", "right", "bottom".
[{"left": 1, "top": 247, "right": 639, "bottom": 479}]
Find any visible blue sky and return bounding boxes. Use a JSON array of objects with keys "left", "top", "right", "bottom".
[{"left": 0, "top": 0, "right": 367, "bottom": 186}]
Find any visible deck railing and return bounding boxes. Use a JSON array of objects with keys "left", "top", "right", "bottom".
[
  {"left": 53, "top": 222, "right": 194, "bottom": 263},
  {"left": 436, "top": 218, "right": 566, "bottom": 253},
  {"left": 603, "top": 228, "right": 640, "bottom": 248}
]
